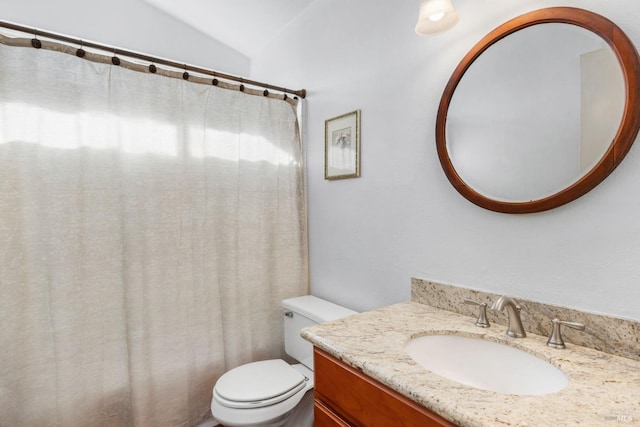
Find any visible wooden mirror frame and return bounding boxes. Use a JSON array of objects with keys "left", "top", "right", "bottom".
[{"left": 436, "top": 7, "right": 640, "bottom": 214}]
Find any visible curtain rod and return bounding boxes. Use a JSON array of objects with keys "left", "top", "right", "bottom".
[{"left": 0, "top": 20, "right": 307, "bottom": 99}]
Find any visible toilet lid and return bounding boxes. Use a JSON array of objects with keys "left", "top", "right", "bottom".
[{"left": 214, "top": 359, "right": 307, "bottom": 408}]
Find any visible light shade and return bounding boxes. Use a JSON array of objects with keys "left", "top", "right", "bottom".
[{"left": 415, "top": 0, "right": 459, "bottom": 35}]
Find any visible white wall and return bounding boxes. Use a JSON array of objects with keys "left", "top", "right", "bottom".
[
  {"left": 251, "top": 0, "right": 640, "bottom": 320},
  {"left": 0, "top": 0, "right": 249, "bottom": 75}
]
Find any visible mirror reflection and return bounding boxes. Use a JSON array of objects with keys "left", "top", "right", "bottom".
[{"left": 446, "top": 23, "right": 625, "bottom": 202}]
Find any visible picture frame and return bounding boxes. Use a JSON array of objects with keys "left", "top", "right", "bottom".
[{"left": 325, "top": 109, "right": 361, "bottom": 180}]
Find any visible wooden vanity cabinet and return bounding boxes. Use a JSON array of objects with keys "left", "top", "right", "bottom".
[{"left": 313, "top": 348, "right": 457, "bottom": 427}]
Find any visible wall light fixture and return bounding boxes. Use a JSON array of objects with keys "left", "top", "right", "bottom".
[{"left": 415, "top": 0, "right": 459, "bottom": 35}]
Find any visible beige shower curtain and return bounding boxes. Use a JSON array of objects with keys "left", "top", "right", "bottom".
[{"left": 0, "top": 41, "right": 308, "bottom": 426}]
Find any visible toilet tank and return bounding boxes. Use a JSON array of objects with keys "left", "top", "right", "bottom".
[{"left": 281, "top": 295, "right": 356, "bottom": 370}]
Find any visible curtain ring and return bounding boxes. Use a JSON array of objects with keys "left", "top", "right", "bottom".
[
  {"left": 263, "top": 89, "right": 269, "bottom": 97},
  {"left": 111, "top": 47, "right": 120, "bottom": 66},
  {"left": 212, "top": 72, "right": 219, "bottom": 86},
  {"left": 76, "top": 40, "right": 86, "bottom": 58},
  {"left": 31, "top": 30, "right": 42, "bottom": 49},
  {"left": 149, "top": 63, "right": 157, "bottom": 73},
  {"left": 283, "top": 94, "right": 288, "bottom": 101},
  {"left": 239, "top": 78, "right": 245, "bottom": 92},
  {"left": 182, "top": 65, "right": 189, "bottom": 80}
]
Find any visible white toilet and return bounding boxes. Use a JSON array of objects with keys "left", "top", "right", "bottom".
[{"left": 211, "top": 295, "right": 356, "bottom": 427}]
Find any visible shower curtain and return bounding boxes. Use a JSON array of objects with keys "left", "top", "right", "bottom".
[{"left": 0, "top": 41, "right": 308, "bottom": 426}]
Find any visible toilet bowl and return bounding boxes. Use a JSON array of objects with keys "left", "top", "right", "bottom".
[{"left": 210, "top": 295, "right": 356, "bottom": 427}]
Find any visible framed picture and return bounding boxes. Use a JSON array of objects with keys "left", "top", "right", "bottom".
[{"left": 325, "top": 109, "right": 361, "bottom": 180}]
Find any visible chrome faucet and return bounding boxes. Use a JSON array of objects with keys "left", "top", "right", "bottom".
[{"left": 491, "top": 296, "right": 526, "bottom": 338}]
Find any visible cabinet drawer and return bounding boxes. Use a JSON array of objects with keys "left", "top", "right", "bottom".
[
  {"left": 314, "top": 399, "right": 351, "bottom": 427},
  {"left": 314, "top": 348, "right": 457, "bottom": 427}
]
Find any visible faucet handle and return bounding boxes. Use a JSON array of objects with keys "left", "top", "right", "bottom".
[
  {"left": 547, "top": 318, "right": 585, "bottom": 349},
  {"left": 463, "top": 299, "right": 490, "bottom": 328}
]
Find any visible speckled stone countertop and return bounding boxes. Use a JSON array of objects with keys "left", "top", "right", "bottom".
[{"left": 302, "top": 302, "right": 640, "bottom": 426}]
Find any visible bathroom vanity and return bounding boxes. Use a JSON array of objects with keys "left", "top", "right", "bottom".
[
  {"left": 302, "top": 282, "right": 640, "bottom": 426},
  {"left": 313, "top": 348, "right": 454, "bottom": 426}
]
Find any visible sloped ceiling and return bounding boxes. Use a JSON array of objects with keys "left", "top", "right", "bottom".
[{"left": 140, "top": 0, "right": 316, "bottom": 58}]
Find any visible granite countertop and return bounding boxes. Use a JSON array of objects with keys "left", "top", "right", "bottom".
[{"left": 302, "top": 301, "right": 640, "bottom": 426}]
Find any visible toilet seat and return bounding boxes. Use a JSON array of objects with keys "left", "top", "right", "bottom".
[
  {"left": 213, "top": 359, "right": 307, "bottom": 409},
  {"left": 211, "top": 361, "right": 314, "bottom": 427}
]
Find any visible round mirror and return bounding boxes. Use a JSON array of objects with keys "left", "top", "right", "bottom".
[{"left": 436, "top": 7, "right": 640, "bottom": 213}]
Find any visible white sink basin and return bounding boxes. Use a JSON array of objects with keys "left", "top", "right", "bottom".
[{"left": 405, "top": 334, "right": 567, "bottom": 395}]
